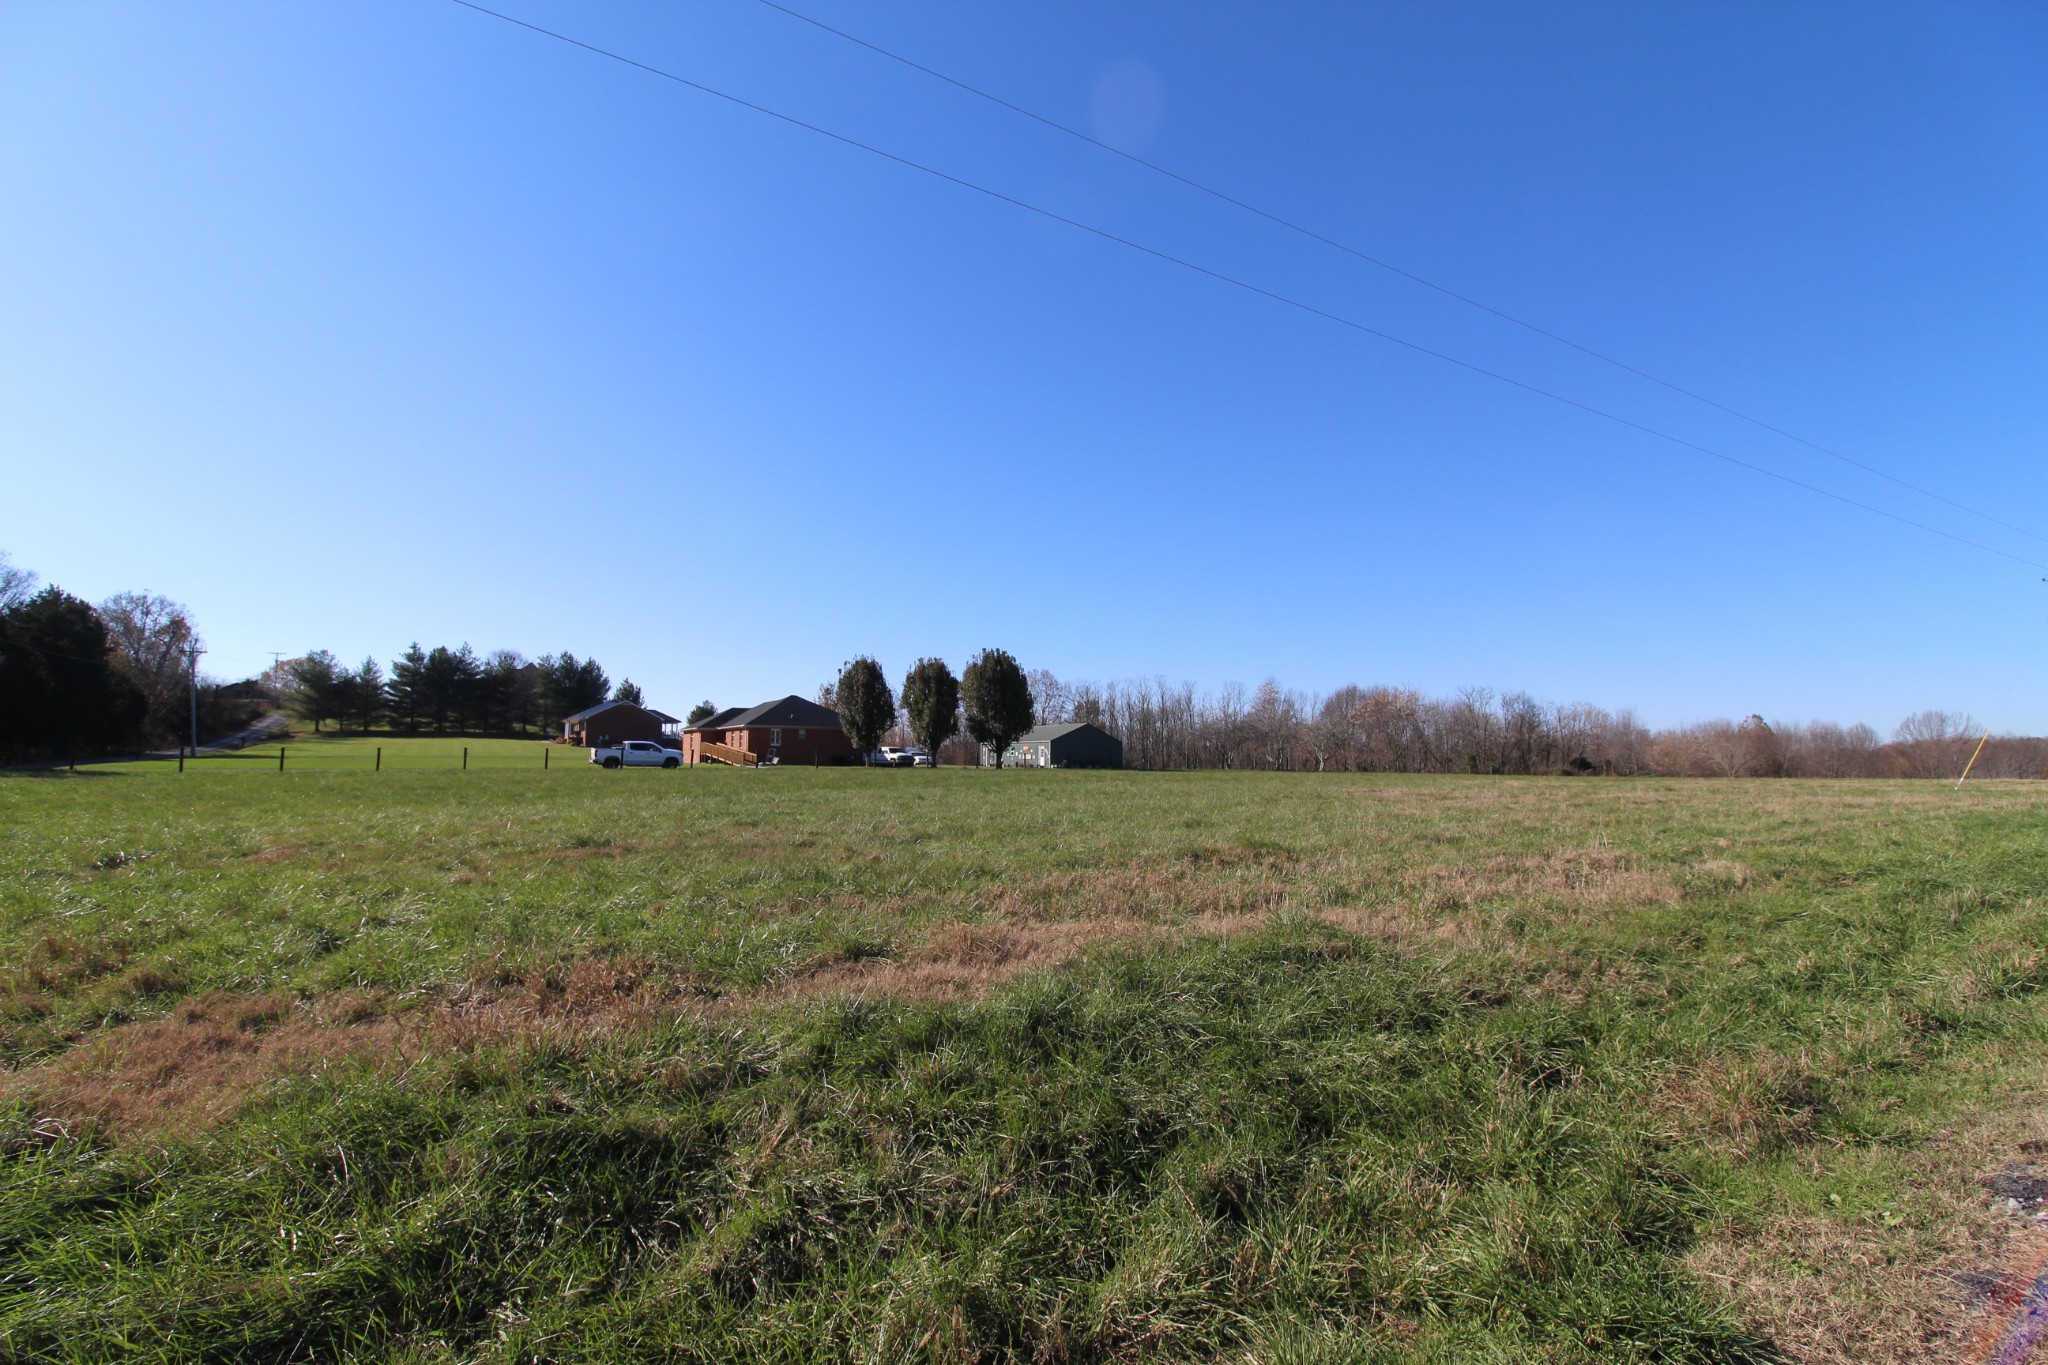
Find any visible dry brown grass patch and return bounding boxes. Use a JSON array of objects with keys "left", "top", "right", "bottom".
[
  {"left": 1693, "top": 858, "right": 1755, "bottom": 889},
  {"left": 10, "top": 961, "right": 720, "bottom": 1142},
  {"left": 0, "top": 926, "right": 1125, "bottom": 1140},
  {"left": 1651, "top": 1054, "right": 1836, "bottom": 1162},
  {"left": 786, "top": 921, "right": 1134, "bottom": 1005},
  {"left": 7, "top": 991, "right": 407, "bottom": 1141},
  {"left": 983, "top": 862, "right": 1299, "bottom": 927},
  {"left": 449, "top": 955, "right": 710, "bottom": 1030},
  {"left": 1690, "top": 1212, "right": 1984, "bottom": 1365},
  {"left": 1317, "top": 904, "right": 1490, "bottom": 953},
  {"left": 15, "top": 933, "right": 132, "bottom": 994},
  {"left": 1401, "top": 848, "right": 1680, "bottom": 914},
  {"left": 8, "top": 899, "right": 1317, "bottom": 1143},
  {"left": 1690, "top": 1081, "right": 2048, "bottom": 1364}
]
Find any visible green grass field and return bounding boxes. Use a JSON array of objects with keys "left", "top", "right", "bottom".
[{"left": 3, "top": 756, "right": 2045, "bottom": 1362}]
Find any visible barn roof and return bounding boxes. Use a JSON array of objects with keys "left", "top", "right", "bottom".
[{"left": 1015, "top": 722, "right": 1111, "bottom": 742}]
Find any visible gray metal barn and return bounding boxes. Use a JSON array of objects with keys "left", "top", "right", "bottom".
[{"left": 997, "top": 722, "right": 1124, "bottom": 769}]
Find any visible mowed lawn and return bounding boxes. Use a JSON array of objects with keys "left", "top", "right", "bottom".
[{"left": 2, "top": 759, "right": 2045, "bottom": 1363}]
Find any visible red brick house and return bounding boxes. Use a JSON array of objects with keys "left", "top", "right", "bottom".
[
  {"left": 683, "top": 695, "right": 854, "bottom": 765},
  {"left": 562, "top": 700, "right": 681, "bottom": 748}
]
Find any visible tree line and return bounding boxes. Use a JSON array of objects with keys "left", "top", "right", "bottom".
[
  {"left": 0, "top": 553, "right": 267, "bottom": 761},
  {"left": 793, "top": 655, "right": 2035, "bottom": 778},
  {"left": 1014, "top": 671, "right": 2038, "bottom": 779},
  {"left": 722, "top": 650, "right": 2037, "bottom": 780},
  {"left": 0, "top": 550, "right": 642, "bottom": 756},
  {"left": 4, "top": 546, "right": 2033, "bottom": 777},
  {"left": 284, "top": 646, "right": 630, "bottom": 736}
]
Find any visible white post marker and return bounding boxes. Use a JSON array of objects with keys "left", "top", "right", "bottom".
[{"left": 1954, "top": 725, "right": 1995, "bottom": 790}]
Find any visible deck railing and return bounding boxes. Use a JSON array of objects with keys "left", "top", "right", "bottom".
[{"left": 699, "top": 741, "right": 759, "bottom": 767}]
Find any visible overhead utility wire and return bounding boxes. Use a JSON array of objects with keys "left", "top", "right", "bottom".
[
  {"left": 752, "top": 0, "right": 2046, "bottom": 549},
  {"left": 447, "top": 0, "right": 2044, "bottom": 572},
  {"left": 0, "top": 636, "right": 123, "bottom": 669}
]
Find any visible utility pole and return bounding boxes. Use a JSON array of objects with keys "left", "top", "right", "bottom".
[
  {"left": 267, "top": 651, "right": 287, "bottom": 739},
  {"left": 188, "top": 645, "right": 205, "bottom": 755}
]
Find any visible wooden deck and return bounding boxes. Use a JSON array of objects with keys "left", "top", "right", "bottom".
[{"left": 699, "top": 741, "right": 759, "bottom": 767}]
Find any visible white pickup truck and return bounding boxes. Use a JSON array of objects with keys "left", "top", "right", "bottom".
[{"left": 589, "top": 739, "right": 682, "bottom": 769}]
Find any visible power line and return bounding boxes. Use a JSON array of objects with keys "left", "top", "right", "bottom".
[
  {"left": 0, "top": 636, "right": 119, "bottom": 669},
  {"left": 751, "top": 0, "right": 2047, "bottom": 549},
  {"left": 446, "top": 0, "right": 2045, "bottom": 573}
]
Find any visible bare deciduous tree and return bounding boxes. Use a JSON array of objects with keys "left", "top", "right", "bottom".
[
  {"left": 1003, "top": 671, "right": 2007, "bottom": 781},
  {"left": 1893, "top": 709, "right": 1978, "bottom": 779},
  {"left": 0, "top": 552, "right": 38, "bottom": 611},
  {"left": 98, "top": 591, "right": 199, "bottom": 744},
  {"left": 1026, "top": 669, "right": 1072, "bottom": 727}
]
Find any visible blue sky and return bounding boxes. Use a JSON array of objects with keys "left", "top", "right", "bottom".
[{"left": 3, "top": 1, "right": 2043, "bottom": 731}]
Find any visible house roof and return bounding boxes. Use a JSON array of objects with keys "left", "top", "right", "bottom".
[
  {"left": 1012, "top": 722, "right": 1113, "bottom": 744},
  {"left": 564, "top": 699, "right": 679, "bottom": 725},
  {"left": 688, "top": 695, "right": 842, "bottom": 731}
]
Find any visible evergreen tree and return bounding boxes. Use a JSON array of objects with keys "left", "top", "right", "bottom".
[
  {"left": 961, "top": 648, "right": 1035, "bottom": 767},
  {"left": 0, "top": 587, "right": 148, "bottom": 760},
  {"left": 349, "top": 657, "right": 385, "bottom": 733},
  {"left": 421, "top": 647, "right": 456, "bottom": 733},
  {"left": 901, "top": 657, "right": 959, "bottom": 764},
  {"left": 477, "top": 650, "right": 526, "bottom": 733},
  {"left": 386, "top": 643, "right": 427, "bottom": 733},
  {"left": 687, "top": 700, "right": 717, "bottom": 725},
  {"left": 542, "top": 652, "right": 610, "bottom": 724},
  {"left": 285, "top": 651, "right": 344, "bottom": 732},
  {"left": 511, "top": 661, "right": 545, "bottom": 732},
  {"left": 418, "top": 644, "right": 483, "bottom": 732},
  {"left": 453, "top": 645, "right": 485, "bottom": 732},
  {"left": 613, "top": 679, "right": 644, "bottom": 707},
  {"left": 571, "top": 656, "right": 610, "bottom": 712},
  {"left": 835, "top": 657, "right": 895, "bottom": 764},
  {"left": 535, "top": 653, "right": 566, "bottom": 733}
]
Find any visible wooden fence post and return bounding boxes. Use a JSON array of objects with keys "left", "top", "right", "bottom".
[
  {"left": 178, "top": 749, "right": 185, "bottom": 774},
  {"left": 463, "top": 746, "right": 469, "bottom": 771},
  {"left": 279, "top": 746, "right": 286, "bottom": 772},
  {"left": 544, "top": 747, "right": 550, "bottom": 770},
  {"left": 376, "top": 746, "right": 382, "bottom": 772}
]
